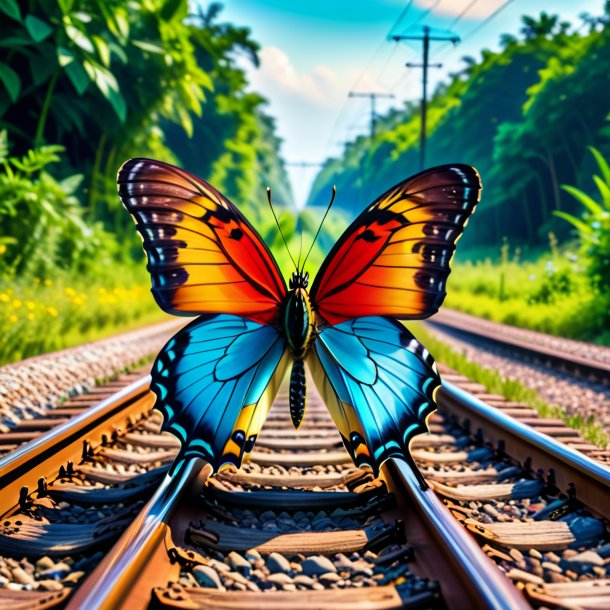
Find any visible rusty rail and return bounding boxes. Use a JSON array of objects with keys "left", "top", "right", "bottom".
[
  {"left": 438, "top": 381, "right": 610, "bottom": 520},
  {"left": 384, "top": 459, "right": 531, "bottom": 610},
  {"left": 0, "top": 376, "right": 154, "bottom": 516},
  {"left": 428, "top": 312, "right": 610, "bottom": 382}
]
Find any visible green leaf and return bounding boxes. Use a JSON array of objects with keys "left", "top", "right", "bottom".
[
  {"left": 65, "top": 25, "right": 94, "bottom": 53},
  {"left": 92, "top": 36, "right": 110, "bottom": 67},
  {"left": 65, "top": 61, "right": 90, "bottom": 95},
  {"left": 29, "top": 54, "right": 56, "bottom": 86},
  {"left": 589, "top": 146, "right": 610, "bottom": 186},
  {"left": 57, "top": 46, "right": 75, "bottom": 67},
  {"left": 177, "top": 105, "right": 193, "bottom": 138},
  {"left": 59, "top": 173, "right": 84, "bottom": 194},
  {"left": 160, "top": 0, "right": 184, "bottom": 21},
  {"left": 105, "top": 88, "right": 126, "bottom": 122},
  {"left": 593, "top": 175, "right": 610, "bottom": 209},
  {"left": 0, "top": 0, "right": 21, "bottom": 21},
  {"left": 57, "top": 0, "right": 74, "bottom": 14},
  {"left": 0, "top": 64, "right": 21, "bottom": 102},
  {"left": 25, "top": 15, "right": 53, "bottom": 42},
  {"left": 132, "top": 40, "right": 165, "bottom": 54},
  {"left": 0, "top": 36, "right": 34, "bottom": 48},
  {"left": 72, "top": 11, "right": 92, "bottom": 23},
  {"left": 114, "top": 11, "right": 129, "bottom": 38},
  {"left": 561, "top": 184, "right": 604, "bottom": 216},
  {"left": 108, "top": 42, "right": 127, "bottom": 64},
  {"left": 0, "top": 129, "right": 8, "bottom": 161},
  {"left": 553, "top": 210, "right": 592, "bottom": 235}
]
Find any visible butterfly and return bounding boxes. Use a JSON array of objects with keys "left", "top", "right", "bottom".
[{"left": 117, "top": 158, "right": 481, "bottom": 488}]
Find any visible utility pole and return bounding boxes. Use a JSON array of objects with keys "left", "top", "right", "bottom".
[
  {"left": 392, "top": 26, "right": 459, "bottom": 169},
  {"left": 347, "top": 91, "right": 394, "bottom": 139}
]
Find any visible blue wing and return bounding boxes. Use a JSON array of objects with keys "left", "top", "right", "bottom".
[
  {"left": 151, "top": 314, "right": 288, "bottom": 471},
  {"left": 307, "top": 316, "right": 440, "bottom": 483}
]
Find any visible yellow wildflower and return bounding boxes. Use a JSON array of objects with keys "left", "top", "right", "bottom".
[
  {"left": 26, "top": 301, "right": 35, "bottom": 310},
  {"left": 27, "top": 313, "right": 35, "bottom": 321},
  {"left": 46, "top": 306, "right": 59, "bottom": 317},
  {"left": 0, "top": 293, "right": 9, "bottom": 303},
  {"left": 73, "top": 296, "right": 85, "bottom": 306},
  {"left": 9, "top": 315, "right": 17, "bottom": 323},
  {"left": 0, "top": 244, "right": 6, "bottom": 255},
  {"left": 12, "top": 299, "right": 21, "bottom": 309},
  {"left": 65, "top": 287, "right": 76, "bottom": 297},
  {"left": 44, "top": 279, "right": 52, "bottom": 287}
]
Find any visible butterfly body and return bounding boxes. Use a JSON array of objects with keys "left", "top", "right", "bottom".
[
  {"left": 282, "top": 271, "right": 315, "bottom": 428},
  {"left": 117, "top": 157, "right": 481, "bottom": 486}
]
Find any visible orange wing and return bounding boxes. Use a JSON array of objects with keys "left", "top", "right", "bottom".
[
  {"left": 118, "top": 158, "right": 286, "bottom": 324},
  {"left": 310, "top": 164, "right": 481, "bottom": 326}
]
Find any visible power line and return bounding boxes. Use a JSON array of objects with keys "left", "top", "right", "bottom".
[
  {"left": 321, "top": 0, "right": 418, "bottom": 160},
  {"left": 459, "top": 0, "right": 518, "bottom": 43},
  {"left": 432, "top": 0, "right": 518, "bottom": 66},
  {"left": 388, "top": 0, "right": 416, "bottom": 38},
  {"left": 396, "top": 0, "right": 443, "bottom": 35},
  {"left": 393, "top": 26, "right": 460, "bottom": 169},
  {"left": 447, "top": 0, "right": 484, "bottom": 30},
  {"left": 347, "top": 91, "right": 395, "bottom": 139}
]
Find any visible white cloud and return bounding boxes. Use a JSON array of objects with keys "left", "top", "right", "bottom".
[
  {"left": 247, "top": 46, "right": 388, "bottom": 111},
  {"left": 415, "top": 0, "right": 508, "bottom": 19}
]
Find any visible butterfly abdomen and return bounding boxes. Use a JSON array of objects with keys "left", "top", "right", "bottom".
[
  {"left": 281, "top": 278, "right": 315, "bottom": 428},
  {"left": 290, "top": 358, "right": 306, "bottom": 428}
]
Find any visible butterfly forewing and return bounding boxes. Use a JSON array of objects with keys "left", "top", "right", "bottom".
[
  {"left": 117, "top": 158, "right": 287, "bottom": 324},
  {"left": 310, "top": 164, "right": 481, "bottom": 325}
]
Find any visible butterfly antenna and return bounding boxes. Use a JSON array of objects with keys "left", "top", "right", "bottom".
[
  {"left": 267, "top": 186, "right": 298, "bottom": 271},
  {"left": 301, "top": 185, "right": 336, "bottom": 271},
  {"left": 296, "top": 230, "right": 304, "bottom": 272}
]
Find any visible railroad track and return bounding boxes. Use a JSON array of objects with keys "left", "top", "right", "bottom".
[
  {"left": 0, "top": 361, "right": 608, "bottom": 608},
  {"left": 428, "top": 309, "right": 610, "bottom": 384}
]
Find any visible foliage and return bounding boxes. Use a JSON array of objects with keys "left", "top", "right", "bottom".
[
  {"left": 556, "top": 147, "right": 610, "bottom": 294},
  {"left": 0, "top": 0, "right": 290, "bottom": 243},
  {"left": 0, "top": 1, "right": 292, "bottom": 363},
  {"left": 442, "top": 240, "right": 610, "bottom": 344},
  {"left": 309, "top": 6, "right": 610, "bottom": 251},
  {"left": 0, "top": 130, "right": 115, "bottom": 277},
  {"left": 0, "top": 270, "right": 164, "bottom": 365},
  {"left": 412, "top": 322, "right": 609, "bottom": 447}
]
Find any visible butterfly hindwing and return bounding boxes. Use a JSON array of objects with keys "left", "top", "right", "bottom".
[
  {"left": 118, "top": 158, "right": 287, "bottom": 324},
  {"left": 310, "top": 164, "right": 481, "bottom": 325},
  {"left": 307, "top": 316, "right": 441, "bottom": 480},
  {"left": 151, "top": 314, "right": 289, "bottom": 471}
]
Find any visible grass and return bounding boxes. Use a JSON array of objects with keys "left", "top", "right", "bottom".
[
  {"left": 0, "top": 267, "right": 167, "bottom": 365},
  {"left": 446, "top": 239, "right": 610, "bottom": 345},
  {"left": 411, "top": 322, "right": 610, "bottom": 448}
]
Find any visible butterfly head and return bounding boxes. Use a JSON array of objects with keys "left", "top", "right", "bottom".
[{"left": 289, "top": 271, "right": 309, "bottom": 290}]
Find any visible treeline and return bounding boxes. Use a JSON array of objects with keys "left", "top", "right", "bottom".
[
  {"left": 309, "top": 6, "right": 610, "bottom": 253},
  {"left": 0, "top": 0, "right": 291, "bottom": 278}
]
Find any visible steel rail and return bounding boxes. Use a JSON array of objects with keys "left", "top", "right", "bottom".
[
  {"left": 438, "top": 381, "right": 610, "bottom": 519},
  {"left": 428, "top": 315, "right": 610, "bottom": 381},
  {"left": 66, "top": 457, "right": 209, "bottom": 610},
  {"left": 384, "top": 458, "right": 531, "bottom": 610},
  {"left": 0, "top": 375, "right": 154, "bottom": 516},
  {"left": 64, "top": 428, "right": 535, "bottom": 610}
]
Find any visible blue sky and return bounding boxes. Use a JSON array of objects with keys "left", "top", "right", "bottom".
[{"left": 218, "top": 0, "right": 603, "bottom": 206}]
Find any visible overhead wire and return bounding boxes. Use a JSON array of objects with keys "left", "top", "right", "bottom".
[{"left": 321, "top": 0, "right": 418, "bottom": 160}]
